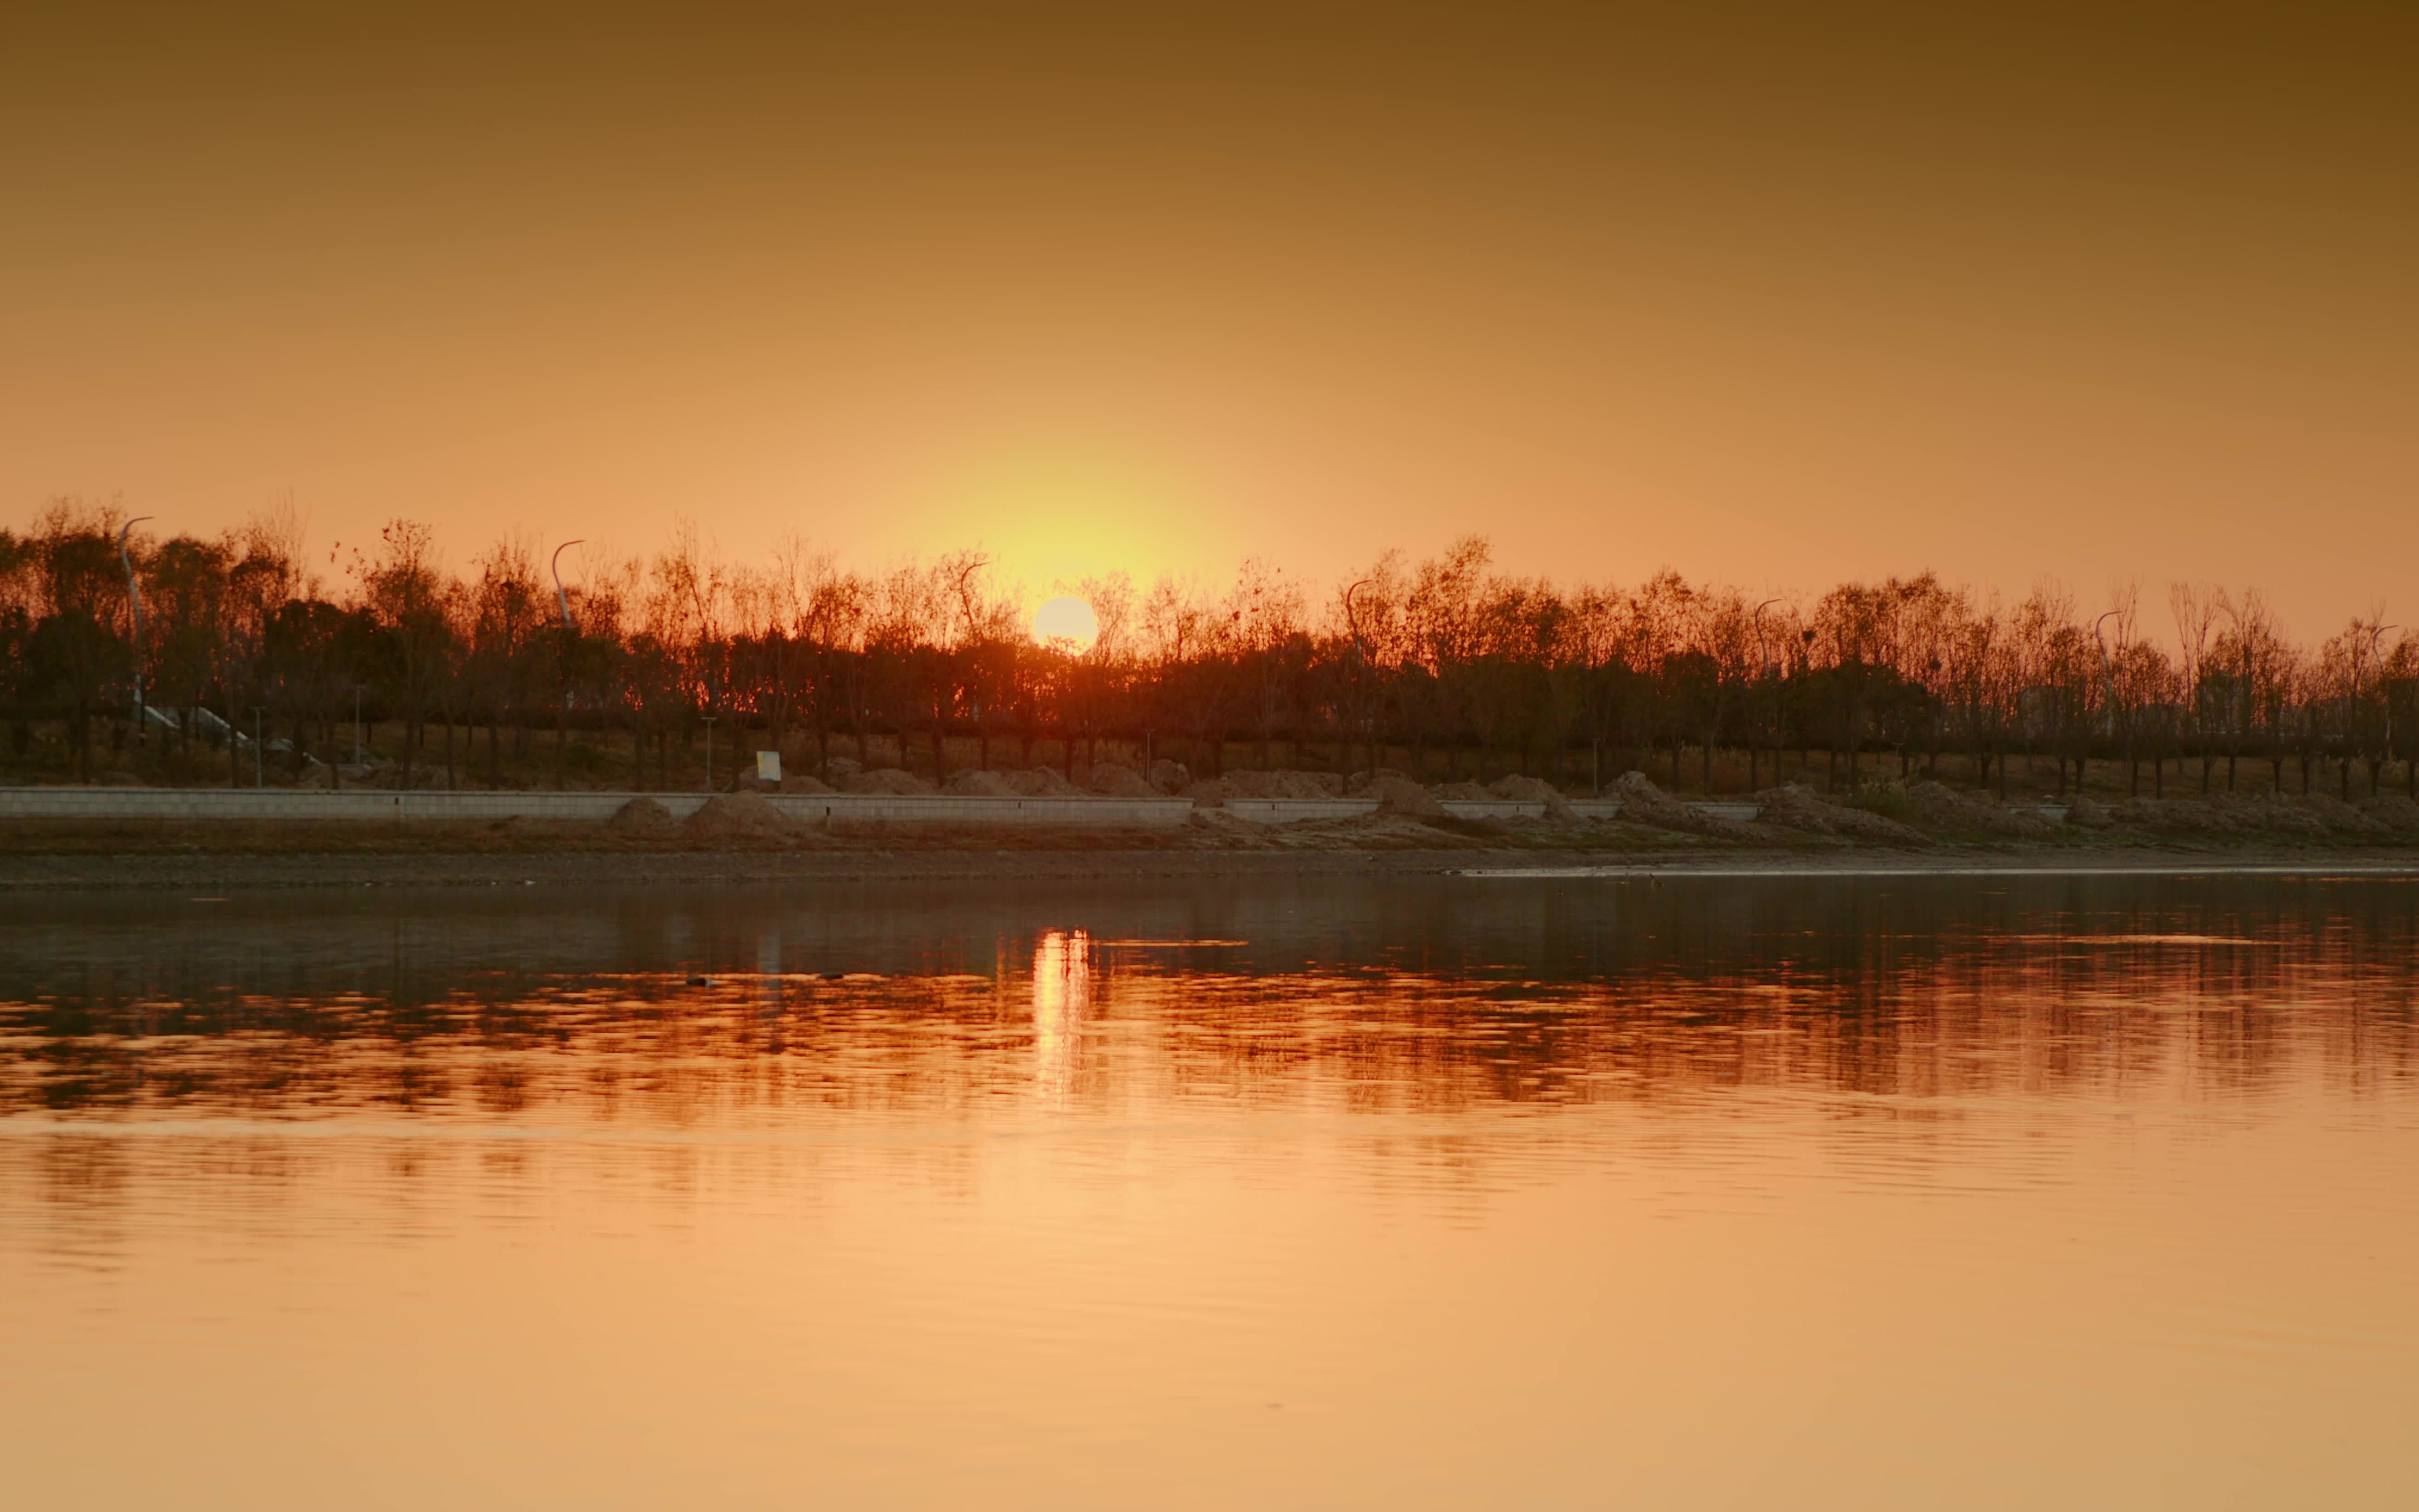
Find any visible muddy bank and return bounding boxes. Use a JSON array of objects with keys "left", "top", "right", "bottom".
[
  {"left": 7, "top": 768, "right": 2418, "bottom": 891},
  {"left": 5, "top": 840, "right": 2418, "bottom": 892}
]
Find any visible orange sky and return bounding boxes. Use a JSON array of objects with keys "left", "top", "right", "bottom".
[{"left": 2, "top": 5, "right": 2410, "bottom": 635}]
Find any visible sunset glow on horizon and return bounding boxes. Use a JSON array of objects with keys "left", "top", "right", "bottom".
[
  {"left": 7, "top": 11, "right": 2419, "bottom": 1510},
  {"left": 1032, "top": 594, "right": 1102, "bottom": 654},
  {"left": 1, "top": 7, "right": 2409, "bottom": 635}
]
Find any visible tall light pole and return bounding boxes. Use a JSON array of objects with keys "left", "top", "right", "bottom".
[
  {"left": 551, "top": 540, "right": 584, "bottom": 631},
  {"left": 118, "top": 517, "right": 154, "bottom": 744},
  {"left": 2364, "top": 624, "right": 2398, "bottom": 797},
  {"left": 1752, "top": 599, "right": 1781, "bottom": 790},
  {"left": 2092, "top": 611, "right": 2122, "bottom": 795},
  {"left": 550, "top": 541, "right": 586, "bottom": 792},
  {"left": 1343, "top": 579, "right": 1372, "bottom": 775}
]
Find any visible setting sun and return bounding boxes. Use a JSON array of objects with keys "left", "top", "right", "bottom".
[{"left": 1032, "top": 594, "right": 1099, "bottom": 654}]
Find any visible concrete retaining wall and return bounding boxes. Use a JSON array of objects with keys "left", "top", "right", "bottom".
[
  {"left": 772, "top": 795, "right": 1194, "bottom": 827},
  {"left": 0, "top": 787, "right": 1793, "bottom": 828},
  {"left": 1207, "top": 796, "right": 1760, "bottom": 824},
  {"left": 1222, "top": 798, "right": 1377, "bottom": 823},
  {"left": 0, "top": 788, "right": 1194, "bottom": 828}
]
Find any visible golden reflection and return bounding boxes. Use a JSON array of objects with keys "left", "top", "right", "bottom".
[
  {"left": 8, "top": 881, "right": 2419, "bottom": 1509},
  {"left": 1031, "top": 929, "right": 1091, "bottom": 1103}
]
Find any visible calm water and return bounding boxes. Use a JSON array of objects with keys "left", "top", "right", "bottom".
[{"left": 4, "top": 871, "right": 2417, "bottom": 1509}]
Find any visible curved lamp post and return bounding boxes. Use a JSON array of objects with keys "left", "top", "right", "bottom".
[
  {"left": 1343, "top": 579, "right": 1373, "bottom": 775},
  {"left": 1751, "top": 598, "right": 1782, "bottom": 789},
  {"left": 2364, "top": 624, "right": 2398, "bottom": 797},
  {"left": 549, "top": 541, "right": 588, "bottom": 792},
  {"left": 551, "top": 540, "right": 585, "bottom": 632},
  {"left": 2090, "top": 610, "right": 2122, "bottom": 793},
  {"left": 118, "top": 517, "right": 154, "bottom": 741},
  {"left": 2091, "top": 611, "right": 2120, "bottom": 731}
]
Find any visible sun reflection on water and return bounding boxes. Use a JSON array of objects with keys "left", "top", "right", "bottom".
[{"left": 1032, "top": 929, "right": 1091, "bottom": 1103}]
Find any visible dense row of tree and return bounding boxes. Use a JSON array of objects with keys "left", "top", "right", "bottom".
[{"left": 4, "top": 498, "right": 2412, "bottom": 795}]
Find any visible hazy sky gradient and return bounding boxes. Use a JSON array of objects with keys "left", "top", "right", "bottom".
[{"left": 3, "top": 5, "right": 2409, "bottom": 633}]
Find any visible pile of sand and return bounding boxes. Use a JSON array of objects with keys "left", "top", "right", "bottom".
[
  {"left": 2104, "top": 798, "right": 2235, "bottom": 834},
  {"left": 844, "top": 767, "right": 936, "bottom": 795},
  {"left": 944, "top": 769, "right": 1018, "bottom": 796},
  {"left": 2085, "top": 791, "right": 2419, "bottom": 839},
  {"left": 2097, "top": 796, "right": 2351, "bottom": 836},
  {"left": 1611, "top": 772, "right": 1764, "bottom": 841},
  {"left": 1086, "top": 763, "right": 1158, "bottom": 798},
  {"left": 781, "top": 773, "right": 835, "bottom": 795},
  {"left": 1756, "top": 784, "right": 1931, "bottom": 846},
  {"left": 2296, "top": 793, "right": 2393, "bottom": 836},
  {"left": 2065, "top": 796, "right": 2114, "bottom": 829},
  {"left": 1904, "top": 780, "right": 2059, "bottom": 839},
  {"left": 604, "top": 797, "right": 678, "bottom": 835},
  {"left": 679, "top": 792, "right": 806, "bottom": 843},
  {"left": 1431, "top": 780, "right": 1492, "bottom": 801},
  {"left": 1003, "top": 766, "right": 1081, "bottom": 797},
  {"left": 1488, "top": 774, "right": 1576, "bottom": 822},
  {"left": 1220, "top": 769, "right": 1345, "bottom": 799},
  {"left": 1147, "top": 758, "right": 1191, "bottom": 793},
  {"left": 2361, "top": 794, "right": 2419, "bottom": 833},
  {"left": 2231, "top": 795, "right": 2334, "bottom": 835},
  {"left": 1364, "top": 773, "right": 1446, "bottom": 818}
]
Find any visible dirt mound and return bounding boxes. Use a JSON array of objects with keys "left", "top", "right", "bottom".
[
  {"left": 1905, "top": 780, "right": 2059, "bottom": 839},
  {"left": 1432, "top": 780, "right": 1492, "bottom": 801},
  {"left": 679, "top": 792, "right": 806, "bottom": 843},
  {"left": 1003, "top": 766, "right": 1081, "bottom": 797},
  {"left": 2065, "top": 796, "right": 2114, "bottom": 829},
  {"left": 780, "top": 773, "right": 834, "bottom": 795},
  {"left": 1757, "top": 784, "right": 1931, "bottom": 846},
  {"left": 2361, "top": 794, "right": 2419, "bottom": 834},
  {"left": 844, "top": 767, "right": 936, "bottom": 795},
  {"left": 1611, "top": 772, "right": 1763, "bottom": 841},
  {"left": 1216, "top": 769, "right": 1343, "bottom": 799},
  {"left": 2297, "top": 792, "right": 2392, "bottom": 837},
  {"left": 604, "top": 797, "right": 677, "bottom": 835},
  {"left": 1181, "top": 778, "right": 1229, "bottom": 808},
  {"left": 2101, "top": 794, "right": 2370, "bottom": 837},
  {"left": 1344, "top": 767, "right": 1415, "bottom": 794},
  {"left": 1148, "top": 758, "right": 1191, "bottom": 793},
  {"left": 1488, "top": 774, "right": 1575, "bottom": 821},
  {"left": 2105, "top": 798, "right": 2239, "bottom": 834},
  {"left": 1364, "top": 773, "right": 1446, "bottom": 818},
  {"left": 1086, "top": 763, "right": 1158, "bottom": 798},
  {"left": 944, "top": 769, "right": 1018, "bottom": 796},
  {"left": 2207, "top": 794, "right": 2325, "bottom": 835},
  {"left": 820, "top": 756, "right": 861, "bottom": 783}
]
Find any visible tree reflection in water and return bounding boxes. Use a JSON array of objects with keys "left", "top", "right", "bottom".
[{"left": 0, "top": 873, "right": 2412, "bottom": 1134}]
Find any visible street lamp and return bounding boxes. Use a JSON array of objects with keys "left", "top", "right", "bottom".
[
  {"left": 551, "top": 540, "right": 585, "bottom": 631},
  {"left": 702, "top": 714, "right": 718, "bottom": 792},
  {"left": 118, "top": 517, "right": 154, "bottom": 746},
  {"left": 1343, "top": 579, "right": 1373, "bottom": 775},
  {"left": 1752, "top": 598, "right": 1782, "bottom": 789},
  {"left": 2364, "top": 624, "right": 2398, "bottom": 797},
  {"left": 2092, "top": 611, "right": 2122, "bottom": 795}
]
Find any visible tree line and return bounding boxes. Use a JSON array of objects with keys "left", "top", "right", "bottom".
[{"left": 3, "top": 497, "right": 2411, "bottom": 797}]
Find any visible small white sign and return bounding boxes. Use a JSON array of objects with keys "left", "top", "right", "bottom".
[{"left": 756, "top": 751, "right": 782, "bottom": 782}]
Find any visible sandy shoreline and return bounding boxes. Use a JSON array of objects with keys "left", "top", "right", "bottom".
[{"left": 6, "top": 843, "right": 2417, "bottom": 892}]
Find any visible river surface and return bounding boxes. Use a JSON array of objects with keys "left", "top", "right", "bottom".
[{"left": 3, "top": 870, "right": 2416, "bottom": 1509}]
